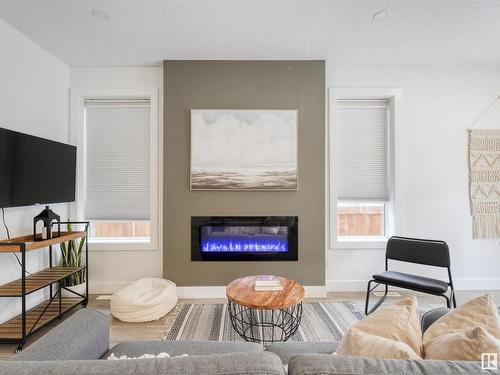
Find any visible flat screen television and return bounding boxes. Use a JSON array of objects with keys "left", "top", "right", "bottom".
[{"left": 0, "top": 127, "right": 76, "bottom": 208}]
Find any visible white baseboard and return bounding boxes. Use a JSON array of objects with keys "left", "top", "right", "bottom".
[
  {"left": 326, "top": 280, "right": 368, "bottom": 292},
  {"left": 91, "top": 278, "right": 500, "bottom": 295},
  {"left": 176, "top": 286, "right": 226, "bottom": 299},
  {"left": 327, "top": 278, "right": 500, "bottom": 292},
  {"left": 90, "top": 281, "right": 130, "bottom": 294},
  {"left": 303, "top": 286, "right": 328, "bottom": 298},
  {"left": 177, "top": 285, "right": 327, "bottom": 299},
  {"left": 90, "top": 281, "right": 327, "bottom": 297}
]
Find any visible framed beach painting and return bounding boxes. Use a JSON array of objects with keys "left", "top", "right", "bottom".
[{"left": 190, "top": 109, "right": 298, "bottom": 190}]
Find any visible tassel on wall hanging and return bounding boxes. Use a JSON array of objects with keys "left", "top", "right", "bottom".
[{"left": 468, "top": 95, "right": 500, "bottom": 239}]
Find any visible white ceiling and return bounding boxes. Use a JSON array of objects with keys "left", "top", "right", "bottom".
[{"left": 1, "top": 0, "right": 499, "bottom": 67}]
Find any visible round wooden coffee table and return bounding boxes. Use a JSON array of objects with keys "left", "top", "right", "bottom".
[{"left": 226, "top": 275, "right": 304, "bottom": 345}]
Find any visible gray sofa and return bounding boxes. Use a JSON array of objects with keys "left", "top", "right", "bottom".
[{"left": 0, "top": 308, "right": 491, "bottom": 374}]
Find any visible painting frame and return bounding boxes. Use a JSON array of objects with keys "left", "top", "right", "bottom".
[{"left": 190, "top": 109, "right": 298, "bottom": 191}]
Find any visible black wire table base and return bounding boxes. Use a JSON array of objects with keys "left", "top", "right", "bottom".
[{"left": 228, "top": 301, "right": 303, "bottom": 346}]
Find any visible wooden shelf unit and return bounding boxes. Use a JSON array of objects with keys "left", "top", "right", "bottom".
[
  {"left": 0, "top": 224, "right": 89, "bottom": 351},
  {"left": 0, "top": 231, "right": 87, "bottom": 252},
  {"left": 0, "top": 267, "right": 85, "bottom": 297},
  {"left": 0, "top": 298, "right": 84, "bottom": 340}
]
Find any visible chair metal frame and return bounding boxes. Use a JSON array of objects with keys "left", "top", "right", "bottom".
[{"left": 365, "top": 236, "right": 457, "bottom": 315}]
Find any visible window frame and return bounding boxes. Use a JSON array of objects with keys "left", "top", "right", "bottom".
[
  {"left": 328, "top": 88, "right": 402, "bottom": 250},
  {"left": 70, "top": 89, "right": 161, "bottom": 251}
]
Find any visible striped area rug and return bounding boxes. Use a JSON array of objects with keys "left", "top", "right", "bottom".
[{"left": 162, "top": 301, "right": 364, "bottom": 342}]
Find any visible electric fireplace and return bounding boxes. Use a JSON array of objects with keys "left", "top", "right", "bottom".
[{"left": 191, "top": 216, "right": 298, "bottom": 261}]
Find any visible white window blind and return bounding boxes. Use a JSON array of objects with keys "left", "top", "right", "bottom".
[
  {"left": 335, "top": 99, "right": 390, "bottom": 201},
  {"left": 84, "top": 98, "right": 151, "bottom": 220}
]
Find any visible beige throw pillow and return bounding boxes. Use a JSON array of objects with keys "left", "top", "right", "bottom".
[
  {"left": 423, "top": 294, "right": 500, "bottom": 361},
  {"left": 336, "top": 297, "right": 423, "bottom": 359},
  {"left": 337, "top": 328, "right": 422, "bottom": 360},
  {"left": 425, "top": 326, "right": 499, "bottom": 361}
]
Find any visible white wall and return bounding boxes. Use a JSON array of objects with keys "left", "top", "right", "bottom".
[
  {"left": 70, "top": 67, "right": 163, "bottom": 293},
  {"left": 327, "top": 65, "right": 500, "bottom": 291},
  {"left": 0, "top": 19, "right": 70, "bottom": 322},
  {"left": 71, "top": 65, "right": 500, "bottom": 294}
]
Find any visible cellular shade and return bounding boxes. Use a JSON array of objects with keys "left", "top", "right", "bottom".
[
  {"left": 84, "top": 98, "right": 151, "bottom": 220},
  {"left": 335, "top": 99, "right": 390, "bottom": 201}
]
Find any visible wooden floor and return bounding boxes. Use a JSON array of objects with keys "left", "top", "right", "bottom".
[{"left": 0, "top": 290, "right": 499, "bottom": 360}]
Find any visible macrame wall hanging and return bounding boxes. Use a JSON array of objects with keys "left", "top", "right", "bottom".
[{"left": 468, "top": 95, "right": 500, "bottom": 239}]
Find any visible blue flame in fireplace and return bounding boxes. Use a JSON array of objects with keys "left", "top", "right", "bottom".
[{"left": 201, "top": 238, "right": 288, "bottom": 252}]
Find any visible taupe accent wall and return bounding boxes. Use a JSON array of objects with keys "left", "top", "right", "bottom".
[{"left": 164, "top": 60, "right": 325, "bottom": 286}]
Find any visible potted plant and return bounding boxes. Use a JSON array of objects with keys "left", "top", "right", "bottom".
[{"left": 61, "top": 223, "right": 86, "bottom": 297}]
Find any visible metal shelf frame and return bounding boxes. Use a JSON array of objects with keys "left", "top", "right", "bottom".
[{"left": 0, "top": 221, "right": 89, "bottom": 352}]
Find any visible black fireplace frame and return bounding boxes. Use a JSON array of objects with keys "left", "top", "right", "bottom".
[{"left": 191, "top": 216, "right": 298, "bottom": 261}]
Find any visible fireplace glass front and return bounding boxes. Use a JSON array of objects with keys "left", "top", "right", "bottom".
[{"left": 191, "top": 216, "right": 298, "bottom": 261}]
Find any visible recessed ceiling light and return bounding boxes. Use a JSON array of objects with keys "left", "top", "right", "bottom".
[
  {"left": 91, "top": 9, "right": 110, "bottom": 21},
  {"left": 372, "top": 9, "right": 388, "bottom": 21}
]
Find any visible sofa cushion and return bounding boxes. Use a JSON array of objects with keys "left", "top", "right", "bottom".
[
  {"left": 10, "top": 309, "right": 109, "bottom": 362},
  {"left": 336, "top": 297, "right": 423, "bottom": 359},
  {"left": 423, "top": 294, "right": 500, "bottom": 360},
  {"left": 103, "top": 340, "right": 263, "bottom": 359},
  {"left": 0, "top": 352, "right": 286, "bottom": 375},
  {"left": 421, "top": 307, "right": 450, "bottom": 333},
  {"left": 287, "top": 354, "right": 485, "bottom": 375},
  {"left": 266, "top": 341, "right": 338, "bottom": 364}
]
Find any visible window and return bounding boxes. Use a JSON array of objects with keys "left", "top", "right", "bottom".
[
  {"left": 333, "top": 96, "right": 395, "bottom": 244},
  {"left": 337, "top": 202, "right": 385, "bottom": 237},
  {"left": 90, "top": 221, "right": 151, "bottom": 241},
  {"left": 82, "top": 97, "right": 154, "bottom": 245}
]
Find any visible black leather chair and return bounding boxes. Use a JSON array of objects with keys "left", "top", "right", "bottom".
[{"left": 365, "top": 236, "right": 457, "bottom": 315}]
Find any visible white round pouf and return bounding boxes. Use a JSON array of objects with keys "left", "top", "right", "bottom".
[{"left": 110, "top": 278, "right": 178, "bottom": 323}]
